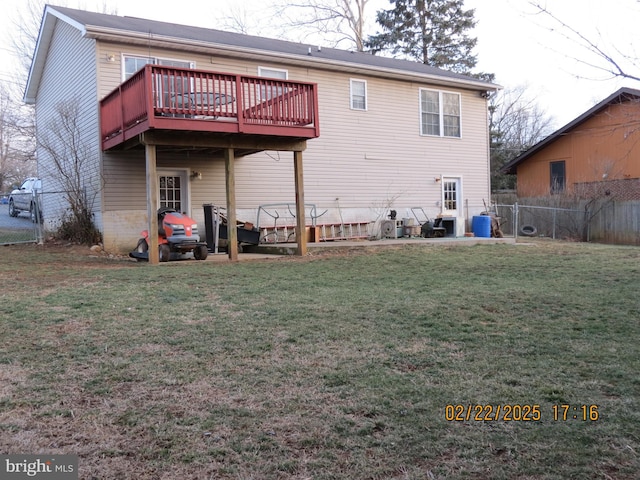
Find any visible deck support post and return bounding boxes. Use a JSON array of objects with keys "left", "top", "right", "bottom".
[
  {"left": 294, "top": 150, "right": 307, "bottom": 256},
  {"left": 145, "top": 142, "right": 159, "bottom": 265},
  {"left": 224, "top": 148, "right": 239, "bottom": 261}
]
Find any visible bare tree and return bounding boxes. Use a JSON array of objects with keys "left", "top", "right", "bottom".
[
  {"left": 38, "top": 99, "right": 101, "bottom": 244},
  {"left": 0, "top": 84, "right": 36, "bottom": 192},
  {"left": 528, "top": 1, "right": 640, "bottom": 82},
  {"left": 490, "top": 85, "right": 555, "bottom": 190},
  {"left": 0, "top": 0, "right": 43, "bottom": 192},
  {"left": 274, "top": 0, "right": 371, "bottom": 51},
  {"left": 216, "top": 3, "right": 270, "bottom": 36},
  {"left": 9, "top": 0, "right": 44, "bottom": 79}
]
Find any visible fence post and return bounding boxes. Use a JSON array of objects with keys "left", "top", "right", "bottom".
[
  {"left": 34, "top": 193, "right": 44, "bottom": 244},
  {"left": 552, "top": 208, "right": 557, "bottom": 239},
  {"left": 514, "top": 202, "right": 519, "bottom": 239}
]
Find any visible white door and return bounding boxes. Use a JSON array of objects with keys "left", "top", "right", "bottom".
[
  {"left": 157, "top": 170, "right": 189, "bottom": 215},
  {"left": 441, "top": 176, "right": 461, "bottom": 217}
]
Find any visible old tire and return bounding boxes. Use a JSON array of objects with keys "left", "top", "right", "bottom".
[
  {"left": 194, "top": 245, "right": 208, "bottom": 260},
  {"left": 8, "top": 200, "right": 17, "bottom": 217},
  {"left": 159, "top": 244, "right": 171, "bottom": 262},
  {"left": 520, "top": 225, "right": 537, "bottom": 237},
  {"left": 135, "top": 238, "right": 148, "bottom": 253}
]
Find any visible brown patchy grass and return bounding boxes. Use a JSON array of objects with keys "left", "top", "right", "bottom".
[{"left": 0, "top": 240, "right": 639, "bottom": 479}]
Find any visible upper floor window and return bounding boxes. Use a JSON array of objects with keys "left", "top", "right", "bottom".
[
  {"left": 420, "top": 89, "right": 461, "bottom": 138},
  {"left": 258, "top": 67, "right": 288, "bottom": 100},
  {"left": 350, "top": 79, "right": 367, "bottom": 110},
  {"left": 258, "top": 67, "right": 288, "bottom": 80},
  {"left": 122, "top": 55, "right": 194, "bottom": 81},
  {"left": 550, "top": 161, "right": 566, "bottom": 194}
]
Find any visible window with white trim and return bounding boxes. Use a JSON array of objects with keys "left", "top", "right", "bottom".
[
  {"left": 350, "top": 79, "right": 367, "bottom": 110},
  {"left": 258, "top": 67, "right": 288, "bottom": 80},
  {"left": 258, "top": 67, "right": 288, "bottom": 101},
  {"left": 159, "top": 174, "right": 183, "bottom": 212},
  {"left": 123, "top": 55, "right": 195, "bottom": 110},
  {"left": 420, "top": 89, "right": 461, "bottom": 137},
  {"left": 122, "top": 55, "right": 194, "bottom": 81}
]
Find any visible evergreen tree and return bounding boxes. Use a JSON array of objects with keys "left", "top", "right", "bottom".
[{"left": 366, "top": 0, "right": 478, "bottom": 74}]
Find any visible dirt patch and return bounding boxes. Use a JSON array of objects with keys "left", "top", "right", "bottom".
[{"left": 0, "top": 364, "right": 30, "bottom": 398}]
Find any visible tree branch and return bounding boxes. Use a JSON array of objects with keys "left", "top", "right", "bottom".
[{"left": 529, "top": 1, "right": 640, "bottom": 82}]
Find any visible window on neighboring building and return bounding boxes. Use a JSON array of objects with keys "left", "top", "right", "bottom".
[
  {"left": 350, "top": 79, "right": 367, "bottom": 110},
  {"left": 550, "top": 161, "right": 566, "bottom": 194},
  {"left": 420, "top": 89, "right": 461, "bottom": 137}
]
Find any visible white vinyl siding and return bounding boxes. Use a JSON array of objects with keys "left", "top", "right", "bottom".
[
  {"left": 93, "top": 41, "right": 490, "bottom": 250},
  {"left": 350, "top": 79, "right": 367, "bottom": 110},
  {"left": 420, "top": 89, "right": 461, "bottom": 138},
  {"left": 36, "top": 20, "right": 102, "bottom": 230},
  {"left": 100, "top": 48, "right": 489, "bottom": 209}
]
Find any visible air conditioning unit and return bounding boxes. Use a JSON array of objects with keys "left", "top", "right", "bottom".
[{"left": 381, "top": 220, "right": 397, "bottom": 239}]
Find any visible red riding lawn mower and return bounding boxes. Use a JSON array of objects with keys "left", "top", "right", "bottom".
[{"left": 130, "top": 207, "right": 209, "bottom": 262}]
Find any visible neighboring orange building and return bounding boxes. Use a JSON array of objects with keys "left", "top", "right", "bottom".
[{"left": 502, "top": 88, "right": 640, "bottom": 200}]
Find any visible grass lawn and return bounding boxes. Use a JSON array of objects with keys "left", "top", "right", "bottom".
[{"left": 0, "top": 240, "right": 638, "bottom": 479}]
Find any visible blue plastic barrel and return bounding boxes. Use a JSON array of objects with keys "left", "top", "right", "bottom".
[{"left": 472, "top": 215, "right": 491, "bottom": 238}]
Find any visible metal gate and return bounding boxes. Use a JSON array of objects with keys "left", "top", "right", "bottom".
[
  {"left": 495, "top": 203, "right": 589, "bottom": 241},
  {"left": 0, "top": 192, "right": 44, "bottom": 245}
]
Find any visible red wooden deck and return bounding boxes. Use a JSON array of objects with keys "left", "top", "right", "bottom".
[{"left": 100, "top": 65, "right": 320, "bottom": 151}]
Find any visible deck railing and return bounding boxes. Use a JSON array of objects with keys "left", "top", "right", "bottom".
[{"left": 100, "top": 65, "right": 319, "bottom": 149}]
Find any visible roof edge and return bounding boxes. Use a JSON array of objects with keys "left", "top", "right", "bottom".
[
  {"left": 83, "top": 25, "right": 499, "bottom": 91},
  {"left": 25, "top": 5, "right": 500, "bottom": 103},
  {"left": 24, "top": 5, "right": 88, "bottom": 103},
  {"left": 501, "top": 86, "right": 640, "bottom": 175}
]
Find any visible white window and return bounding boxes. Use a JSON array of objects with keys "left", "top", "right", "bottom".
[
  {"left": 258, "top": 67, "right": 288, "bottom": 80},
  {"left": 122, "top": 55, "right": 194, "bottom": 81},
  {"left": 258, "top": 67, "right": 288, "bottom": 101},
  {"left": 124, "top": 56, "right": 152, "bottom": 80},
  {"left": 123, "top": 56, "right": 195, "bottom": 109},
  {"left": 350, "top": 79, "right": 367, "bottom": 110},
  {"left": 420, "top": 89, "right": 461, "bottom": 138}
]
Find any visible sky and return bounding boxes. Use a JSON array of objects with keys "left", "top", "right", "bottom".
[{"left": 1, "top": 0, "right": 638, "bottom": 130}]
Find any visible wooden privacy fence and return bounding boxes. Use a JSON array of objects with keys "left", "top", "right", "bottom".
[{"left": 588, "top": 199, "right": 640, "bottom": 245}]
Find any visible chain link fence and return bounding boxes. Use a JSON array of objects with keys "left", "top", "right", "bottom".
[
  {"left": 0, "top": 191, "right": 44, "bottom": 245},
  {"left": 494, "top": 203, "right": 589, "bottom": 241}
]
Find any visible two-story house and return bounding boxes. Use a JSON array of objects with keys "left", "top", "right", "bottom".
[{"left": 25, "top": 5, "right": 498, "bottom": 262}]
